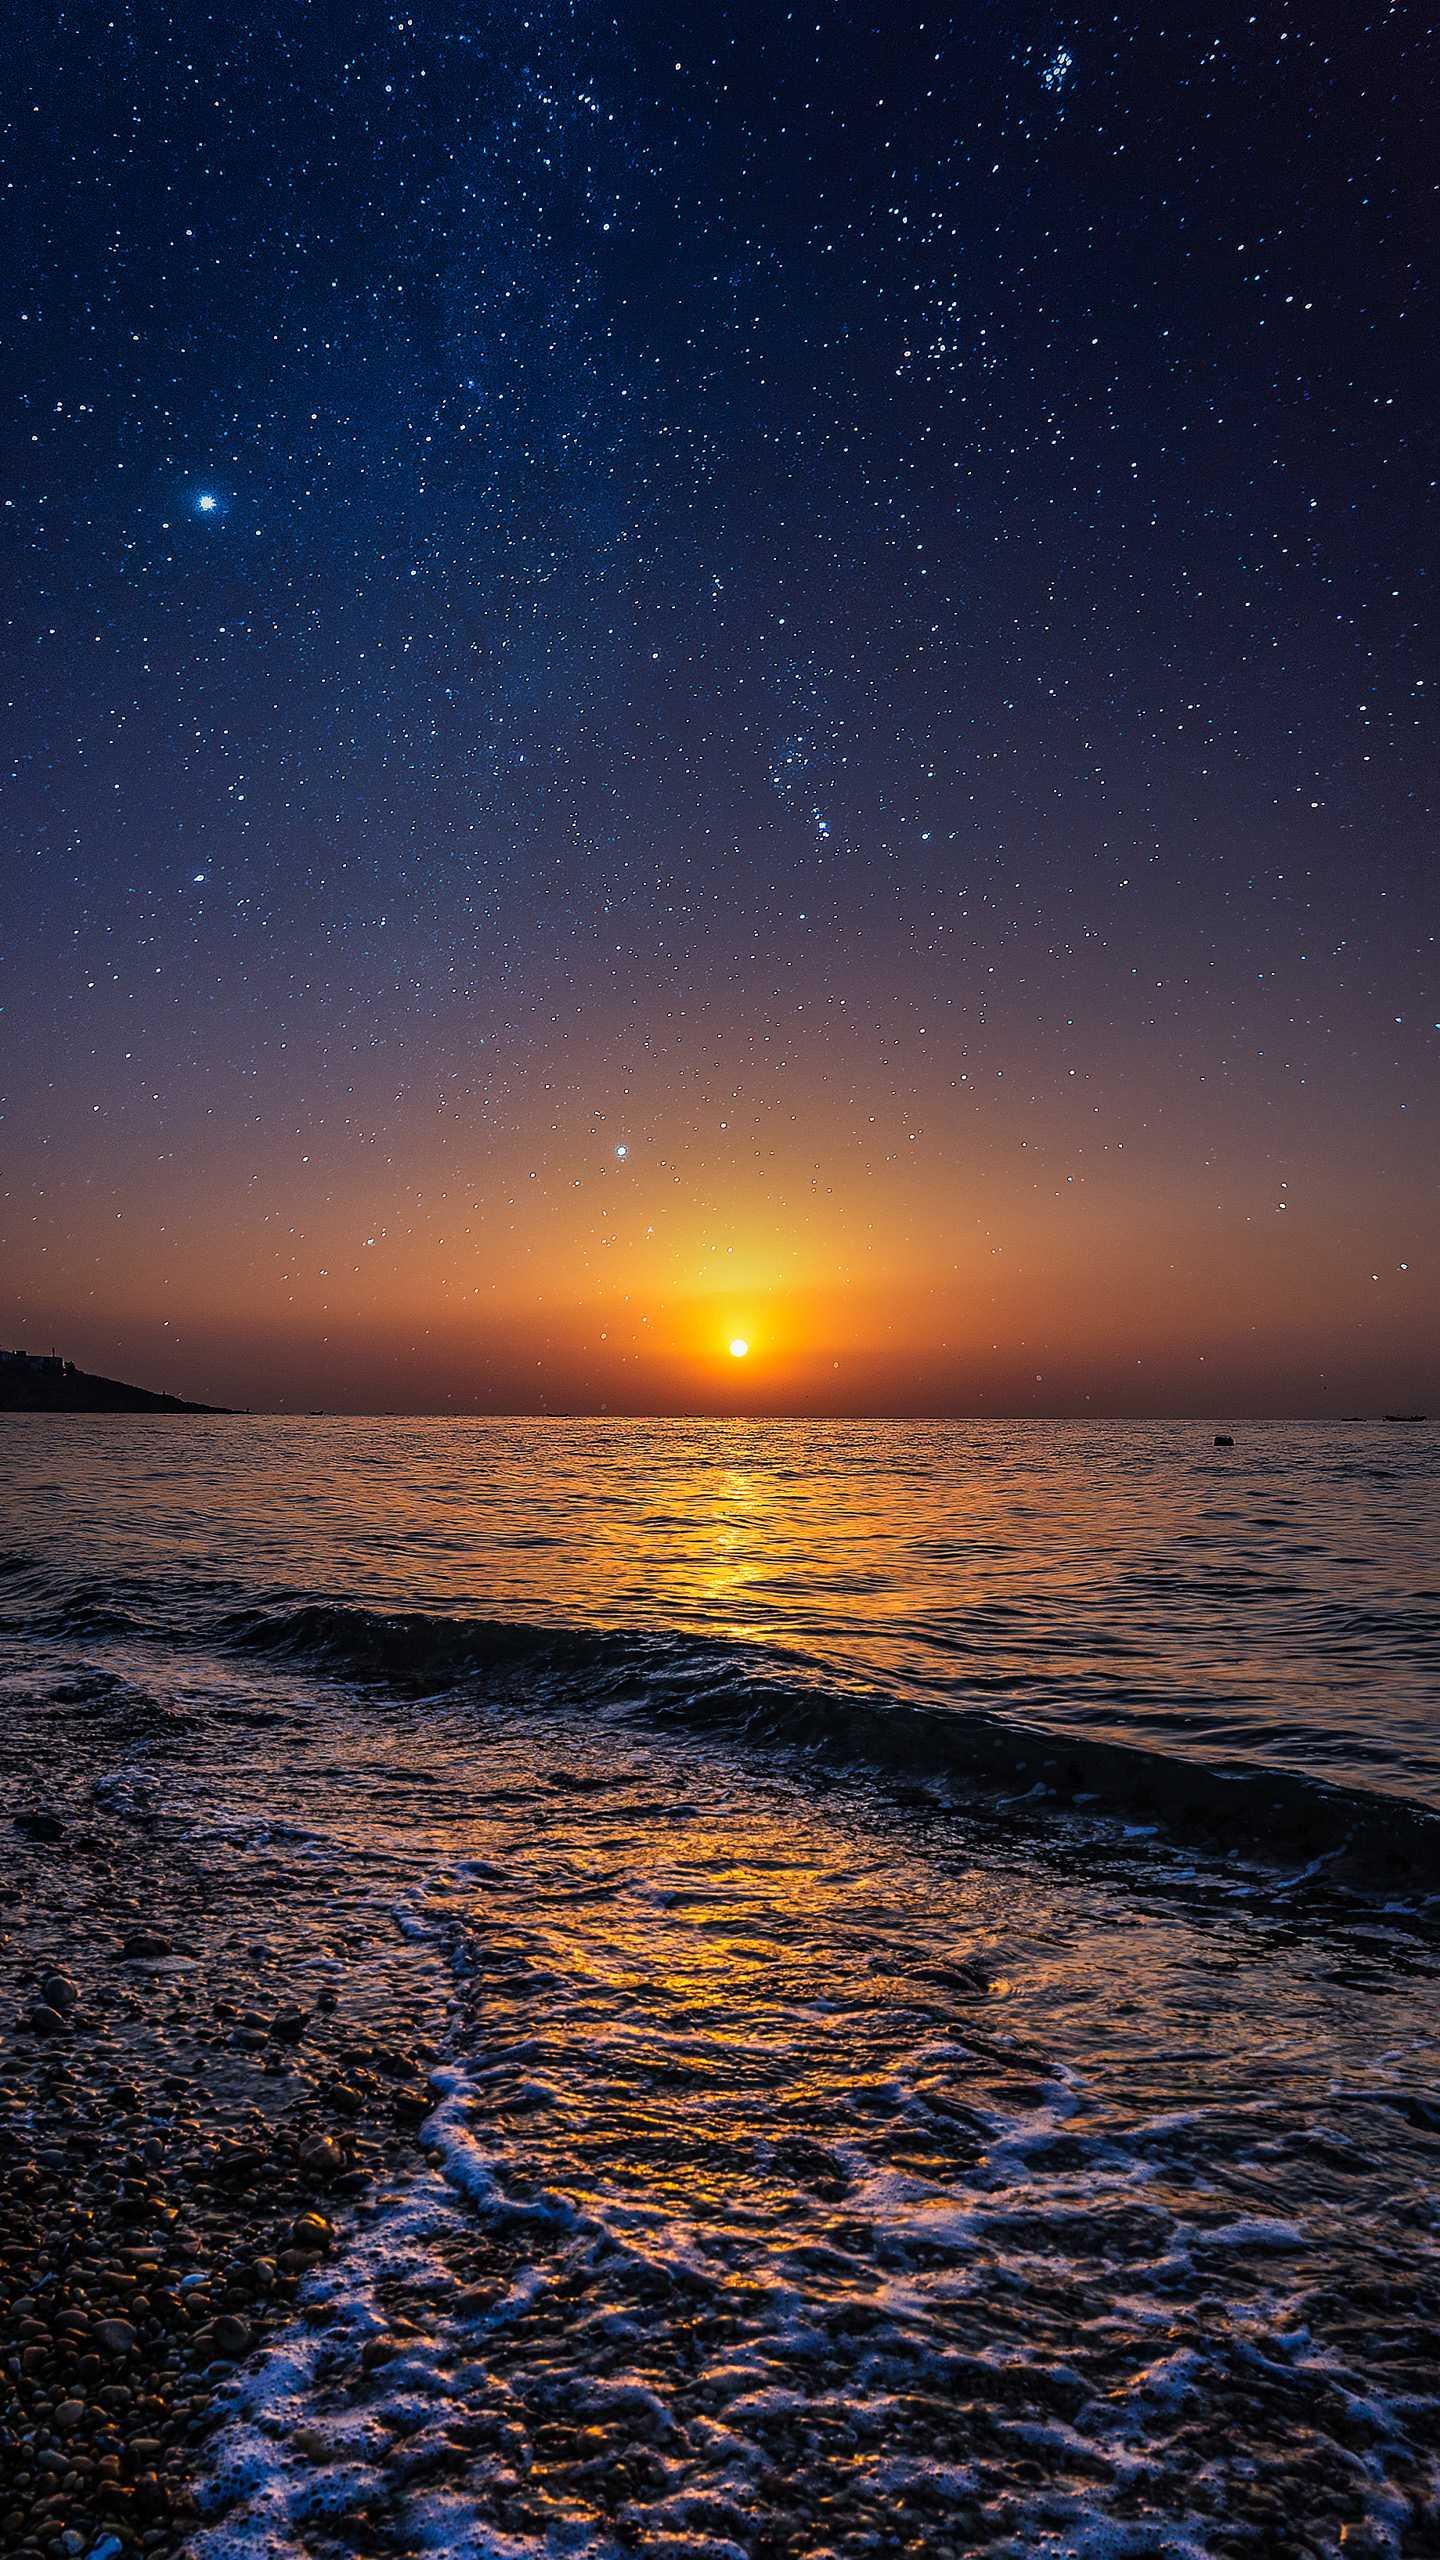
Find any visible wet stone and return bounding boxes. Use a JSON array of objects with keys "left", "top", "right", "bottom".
[{"left": 15, "top": 1810, "right": 66, "bottom": 1843}]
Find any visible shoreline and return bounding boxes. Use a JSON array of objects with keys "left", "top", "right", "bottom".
[
  {"left": 0, "top": 1691, "right": 445, "bottom": 2560},
  {"left": 4, "top": 1614, "right": 1439, "bottom": 2556}
]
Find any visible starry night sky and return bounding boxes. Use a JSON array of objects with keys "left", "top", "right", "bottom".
[{"left": 2, "top": 3, "right": 1435, "bottom": 1413}]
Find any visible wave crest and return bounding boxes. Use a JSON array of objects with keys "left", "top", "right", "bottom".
[
  {"left": 217, "top": 1594, "right": 1440, "bottom": 1893},
  {"left": 6, "top": 1558, "right": 1438, "bottom": 1897}
]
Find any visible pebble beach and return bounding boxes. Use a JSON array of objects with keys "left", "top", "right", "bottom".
[{"left": 0, "top": 1677, "right": 445, "bottom": 2560}]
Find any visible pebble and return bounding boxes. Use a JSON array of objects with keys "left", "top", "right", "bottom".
[{"left": 15, "top": 1808, "right": 66, "bottom": 1842}]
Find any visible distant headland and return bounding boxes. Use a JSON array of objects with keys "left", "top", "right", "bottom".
[{"left": 0, "top": 1348, "right": 227, "bottom": 1414}]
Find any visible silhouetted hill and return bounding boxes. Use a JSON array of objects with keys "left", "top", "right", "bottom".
[{"left": 0, "top": 1362, "right": 226, "bottom": 1414}]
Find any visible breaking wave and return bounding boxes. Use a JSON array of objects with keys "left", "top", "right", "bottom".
[{"left": 5, "top": 1551, "right": 1439, "bottom": 1895}]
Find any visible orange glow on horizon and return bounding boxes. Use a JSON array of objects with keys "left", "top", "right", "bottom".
[{"left": 3, "top": 1003, "right": 1435, "bottom": 1415}]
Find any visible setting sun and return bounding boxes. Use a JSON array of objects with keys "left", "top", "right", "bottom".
[{"left": 728, "top": 1337, "right": 750, "bottom": 1359}]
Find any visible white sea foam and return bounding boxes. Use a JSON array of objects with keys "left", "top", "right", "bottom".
[{"left": 162, "top": 1723, "right": 1440, "bottom": 2560}]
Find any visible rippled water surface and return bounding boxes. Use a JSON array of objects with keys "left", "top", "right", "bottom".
[
  {"left": 3, "top": 1413, "right": 1439, "bottom": 1804},
  {"left": 3, "top": 1416, "right": 1439, "bottom": 2555}
]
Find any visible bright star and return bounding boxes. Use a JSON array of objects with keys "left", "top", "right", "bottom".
[
  {"left": 729, "top": 1337, "right": 749, "bottom": 1359},
  {"left": 195, "top": 491, "right": 219, "bottom": 515}
]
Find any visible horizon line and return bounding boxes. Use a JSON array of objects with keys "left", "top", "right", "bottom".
[{"left": 22, "top": 1406, "right": 1426, "bottom": 1425}]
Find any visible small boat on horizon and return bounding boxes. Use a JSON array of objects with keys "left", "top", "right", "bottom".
[{"left": 1382, "top": 1412, "right": 1427, "bottom": 1423}]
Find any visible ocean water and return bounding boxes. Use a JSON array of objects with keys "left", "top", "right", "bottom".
[{"left": 3, "top": 1415, "right": 1439, "bottom": 2555}]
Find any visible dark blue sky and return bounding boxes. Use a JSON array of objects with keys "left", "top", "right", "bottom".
[{"left": 2, "top": 4, "right": 1435, "bottom": 1410}]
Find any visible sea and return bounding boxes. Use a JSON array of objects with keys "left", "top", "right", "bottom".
[{"left": 3, "top": 1415, "right": 1438, "bottom": 2557}]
